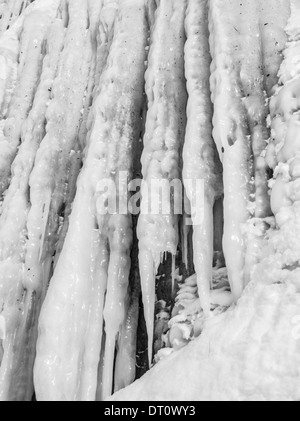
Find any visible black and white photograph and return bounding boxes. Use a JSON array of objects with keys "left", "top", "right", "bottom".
[{"left": 0, "top": 0, "right": 299, "bottom": 403}]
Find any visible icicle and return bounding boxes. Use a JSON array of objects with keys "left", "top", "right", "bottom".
[
  {"left": 192, "top": 204, "right": 214, "bottom": 315},
  {"left": 137, "top": 0, "right": 187, "bottom": 367},
  {"left": 102, "top": 216, "right": 133, "bottom": 399},
  {"left": 210, "top": 0, "right": 290, "bottom": 296},
  {"left": 209, "top": 0, "right": 269, "bottom": 300},
  {"left": 183, "top": 0, "right": 222, "bottom": 315},
  {"left": 139, "top": 249, "right": 156, "bottom": 368},
  {"left": 78, "top": 230, "right": 109, "bottom": 401}
]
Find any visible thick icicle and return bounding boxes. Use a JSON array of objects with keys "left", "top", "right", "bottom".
[
  {"left": 137, "top": 0, "right": 187, "bottom": 366},
  {"left": 183, "top": 0, "right": 223, "bottom": 315},
  {"left": 113, "top": 69, "right": 145, "bottom": 394},
  {"left": 102, "top": 215, "right": 133, "bottom": 400},
  {"left": 100, "top": 0, "right": 148, "bottom": 400},
  {"left": 210, "top": 0, "right": 290, "bottom": 292},
  {"left": 209, "top": 0, "right": 272, "bottom": 299}
]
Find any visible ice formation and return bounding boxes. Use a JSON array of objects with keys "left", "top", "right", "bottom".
[{"left": 0, "top": 0, "right": 299, "bottom": 402}]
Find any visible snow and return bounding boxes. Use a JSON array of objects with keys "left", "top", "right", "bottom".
[{"left": 111, "top": 277, "right": 300, "bottom": 401}]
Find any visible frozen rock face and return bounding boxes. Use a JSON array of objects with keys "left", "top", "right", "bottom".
[{"left": 0, "top": 0, "right": 299, "bottom": 402}]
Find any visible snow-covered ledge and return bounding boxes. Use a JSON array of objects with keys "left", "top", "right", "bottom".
[{"left": 111, "top": 278, "right": 300, "bottom": 401}]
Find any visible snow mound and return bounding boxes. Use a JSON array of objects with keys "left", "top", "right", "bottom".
[{"left": 110, "top": 277, "right": 300, "bottom": 401}]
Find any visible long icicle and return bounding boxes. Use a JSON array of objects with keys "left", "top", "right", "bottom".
[
  {"left": 183, "top": 0, "right": 223, "bottom": 316},
  {"left": 137, "top": 0, "right": 187, "bottom": 366},
  {"left": 100, "top": 0, "right": 148, "bottom": 400},
  {"left": 209, "top": 0, "right": 258, "bottom": 300}
]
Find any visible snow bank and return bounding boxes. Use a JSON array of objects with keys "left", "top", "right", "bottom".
[{"left": 111, "top": 277, "right": 300, "bottom": 401}]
